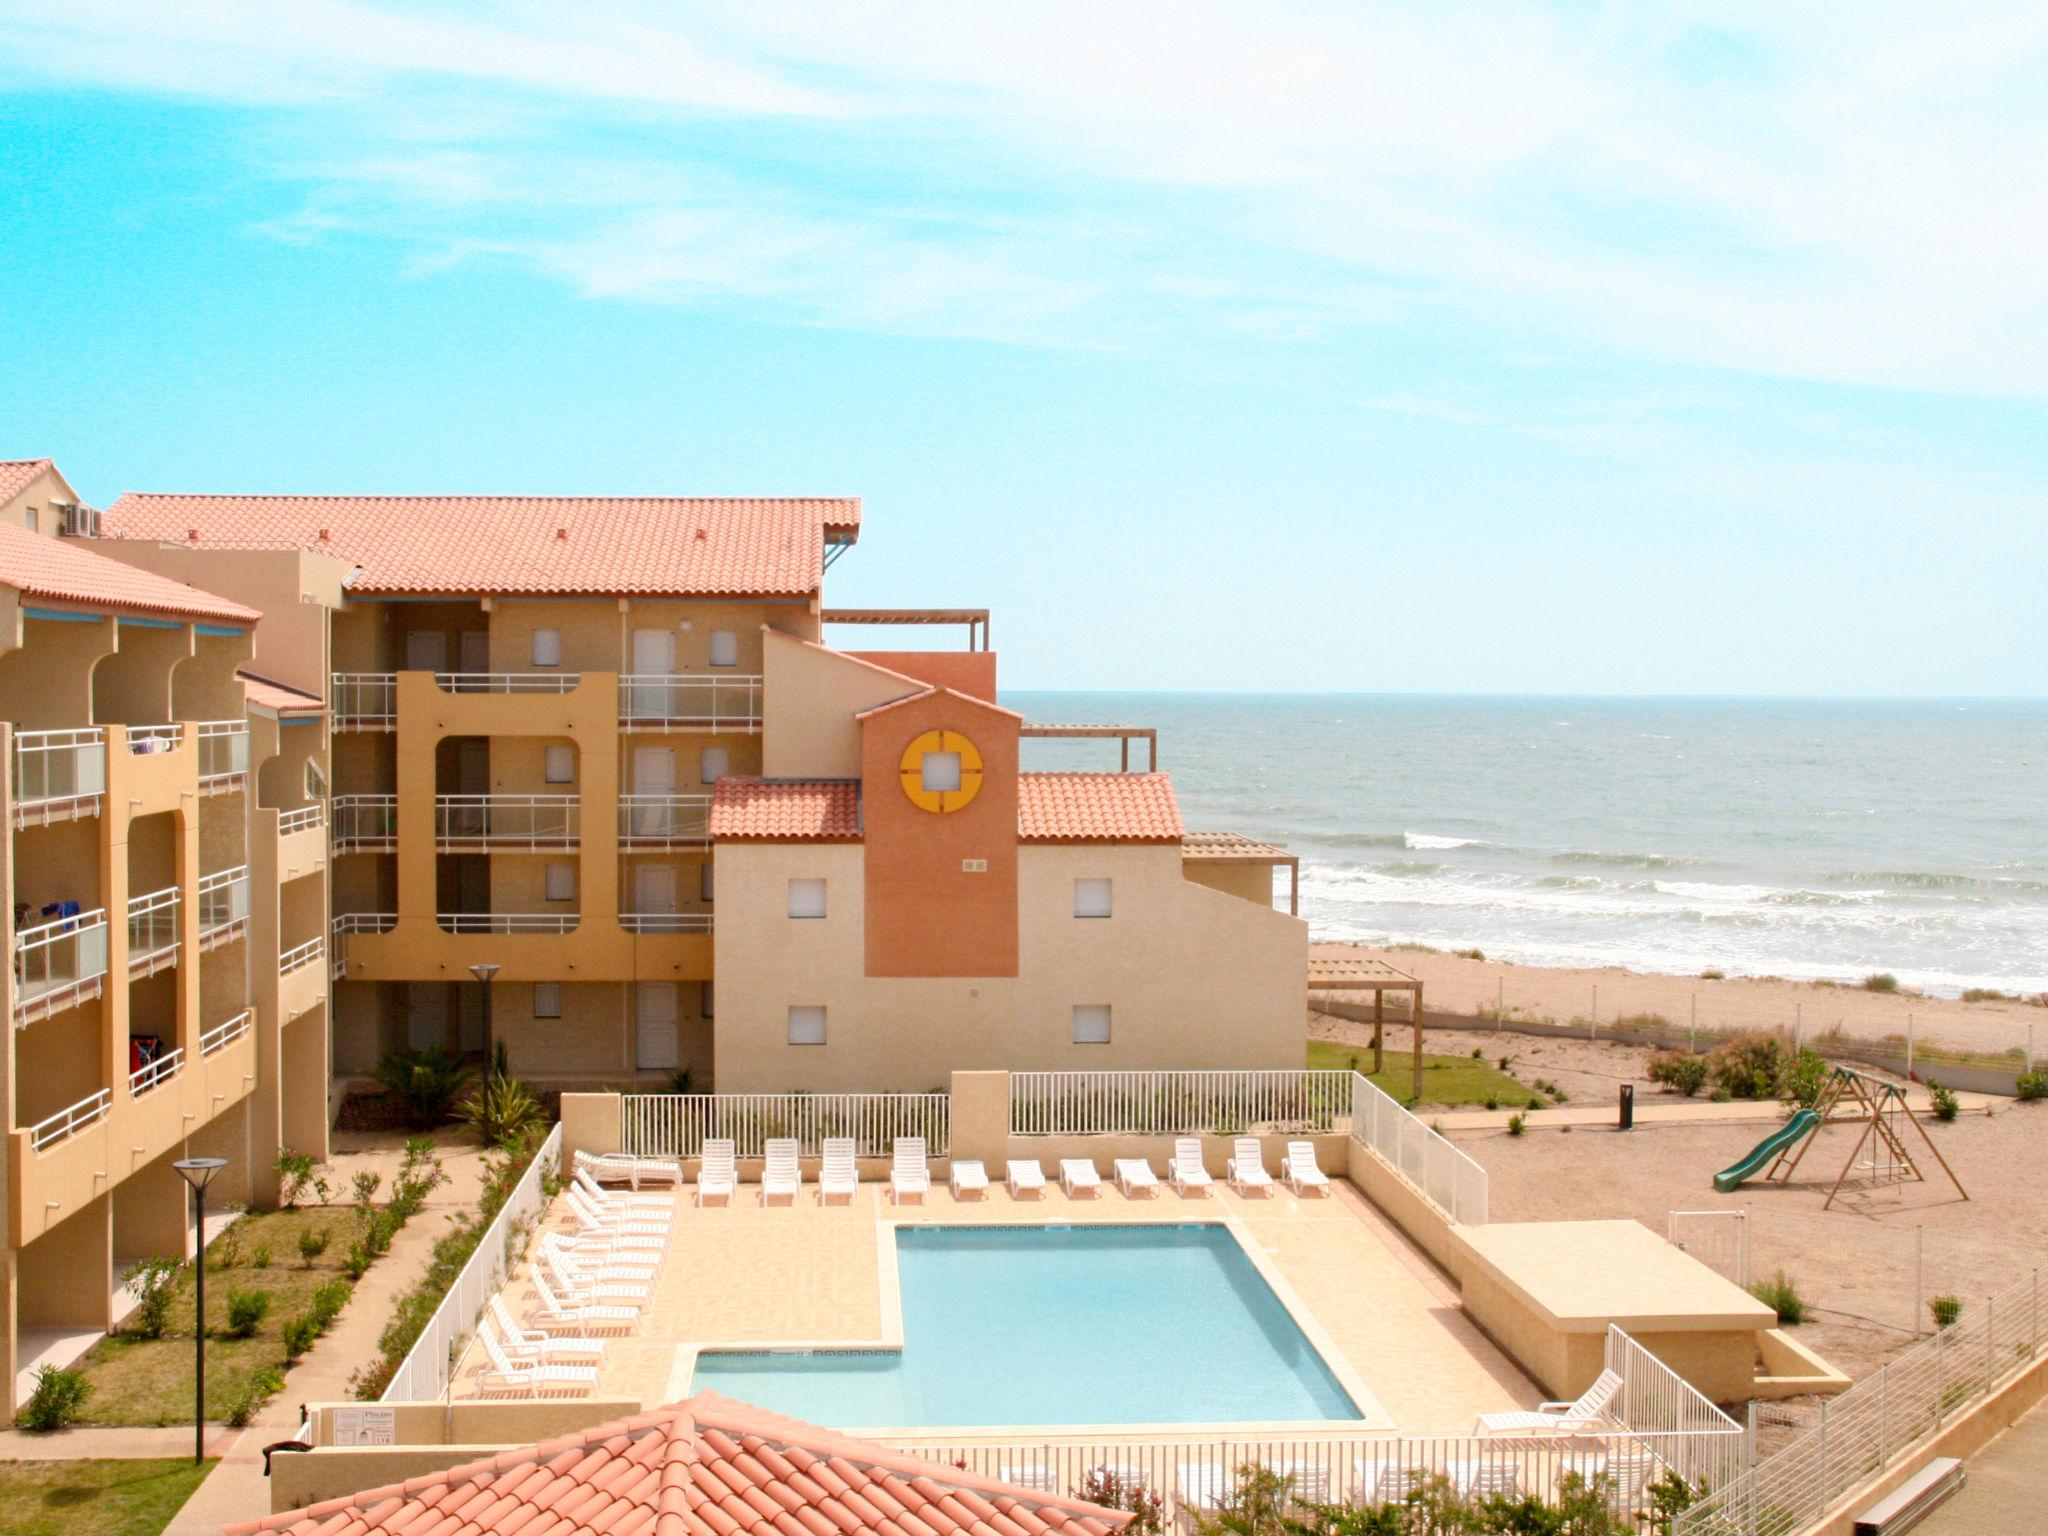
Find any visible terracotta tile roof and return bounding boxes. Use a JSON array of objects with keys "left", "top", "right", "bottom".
[
  {"left": 228, "top": 1393, "right": 1128, "bottom": 1536},
  {"left": 710, "top": 778, "right": 863, "bottom": 841},
  {"left": 101, "top": 494, "right": 861, "bottom": 598},
  {"left": 853, "top": 685, "right": 1024, "bottom": 723},
  {"left": 0, "top": 521, "right": 260, "bottom": 626},
  {"left": 0, "top": 458, "right": 54, "bottom": 504},
  {"left": 1018, "top": 772, "right": 1184, "bottom": 843},
  {"left": 239, "top": 670, "right": 324, "bottom": 715}
]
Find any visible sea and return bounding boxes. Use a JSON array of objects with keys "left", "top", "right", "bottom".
[{"left": 1007, "top": 694, "right": 2048, "bottom": 998}]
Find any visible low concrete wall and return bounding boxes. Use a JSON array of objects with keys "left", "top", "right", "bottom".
[{"left": 559, "top": 1091, "right": 622, "bottom": 1166}]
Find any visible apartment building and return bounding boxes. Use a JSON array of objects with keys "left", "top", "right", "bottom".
[
  {"left": 98, "top": 489, "right": 1307, "bottom": 1094},
  {"left": 0, "top": 459, "right": 339, "bottom": 1414}
]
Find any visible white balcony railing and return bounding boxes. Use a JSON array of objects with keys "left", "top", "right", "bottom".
[
  {"left": 620, "top": 912, "right": 713, "bottom": 934},
  {"left": 12, "top": 727, "right": 106, "bottom": 824},
  {"left": 29, "top": 1088, "right": 111, "bottom": 1153},
  {"left": 435, "top": 794, "right": 579, "bottom": 850},
  {"left": 196, "top": 720, "right": 250, "bottom": 790},
  {"left": 433, "top": 672, "right": 579, "bottom": 695},
  {"left": 200, "top": 1009, "right": 253, "bottom": 1056},
  {"left": 198, "top": 865, "right": 251, "bottom": 946},
  {"left": 279, "top": 935, "right": 325, "bottom": 975},
  {"left": 126, "top": 723, "right": 184, "bottom": 755},
  {"left": 619, "top": 673, "right": 762, "bottom": 731},
  {"left": 331, "top": 673, "right": 397, "bottom": 730},
  {"left": 278, "top": 802, "right": 325, "bottom": 837},
  {"left": 330, "top": 795, "right": 395, "bottom": 852},
  {"left": 438, "top": 912, "right": 579, "bottom": 934},
  {"left": 12, "top": 908, "right": 110, "bottom": 1022},
  {"left": 127, "top": 886, "right": 181, "bottom": 976},
  {"left": 618, "top": 793, "right": 713, "bottom": 848},
  {"left": 130, "top": 1044, "right": 184, "bottom": 1098},
  {"left": 331, "top": 913, "right": 397, "bottom": 977}
]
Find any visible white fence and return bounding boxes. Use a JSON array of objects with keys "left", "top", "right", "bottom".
[
  {"left": 1348, "top": 1071, "right": 1490, "bottom": 1226},
  {"left": 618, "top": 673, "right": 763, "bottom": 731},
  {"left": 12, "top": 726, "right": 106, "bottom": 812},
  {"left": 1677, "top": 1265, "right": 2048, "bottom": 1535},
  {"left": 1009, "top": 1070, "right": 1355, "bottom": 1138},
  {"left": 1668, "top": 1209, "right": 1751, "bottom": 1290},
  {"left": 382, "top": 1124, "right": 561, "bottom": 1403},
  {"left": 622, "top": 1093, "right": 951, "bottom": 1158}
]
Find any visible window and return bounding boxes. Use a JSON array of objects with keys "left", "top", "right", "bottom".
[
  {"left": 788, "top": 878, "right": 827, "bottom": 919},
  {"left": 1074, "top": 878, "right": 1113, "bottom": 918},
  {"left": 533, "top": 982, "right": 562, "bottom": 1019},
  {"left": 921, "top": 751, "right": 963, "bottom": 793},
  {"left": 532, "top": 628, "right": 562, "bottom": 667},
  {"left": 1072, "top": 1004, "right": 1112, "bottom": 1045},
  {"left": 708, "top": 629, "right": 739, "bottom": 667},
  {"left": 544, "top": 862, "right": 576, "bottom": 902},
  {"left": 699, "top": 746, "right": 729, "bottom": 784},
  {"left": 699, "top": 861, "right": 715, "bottom": 903},
  {"left": 787, "top": 1005, "right": 827, "bottom": 1045},
  {"left": 304, "top": 758, "right": 328, "bottom": 800},
  {"left": 701, "top": 981, "right": 714, "bottom": 1019},
  {"left": 544, "top": 745, "right": 575, "bottom": 784}
]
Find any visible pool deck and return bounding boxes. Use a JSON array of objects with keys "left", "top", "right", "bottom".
[{"left": 470, "top": 1176, "right": 1543, "bottom": 1436}]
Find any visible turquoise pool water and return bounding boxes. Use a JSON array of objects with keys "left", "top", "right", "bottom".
[{"left": 690, "top": 1224, "right": 1362, "bottom": 1428}]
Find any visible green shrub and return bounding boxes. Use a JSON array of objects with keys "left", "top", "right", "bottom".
[
  {"left": 1506, "top": 1113, "right": 1526, "bottom": 1138},
  {"left": 281, "top": 1315, "right": 319, "bottom": 1361},
  {"left": 1863, "top": 972, "right": 1900, "bottom": 993},
  {"left": 1752, "top": 1270, "right": 1807, "bottom": 1325},
  {"left": 351, "top": 1170, "right": 382, "bottom": 1209},
  {"left": 1700, "top": 968, "right": 1725, "bottom": 980},
  {"left": 1962, "top": 988, "right": 2012, "bottom": 1003},
  {"left": 1079, "top": 1469, "right": 1166, "bottom": 1536},
  {"left": 1783, "top": 1049, "right": 1830, "bottom": 1109},
  {"left": 297, "top": 1228, "right": 330, "bottom": 1267},
  {"left": 1483, "top": 1095, "right": 1500, "bottom": 1111},
  {"left": 1707, "top": 1033, "right": 1793, "bottom": 1100},
  {"left": 342, "top": 1241, "right": 371, "bottom": 1280},
  {"left": 250, "top": 1243, "right": 272, "bottom": 1269},
  {"left": 1930, "top": 1294, "right": 1964, "bottom": 1329},
  {"left": 223, "top": 1367, "right": 284, "bottom": 1428},
  {"left": 125, "top": 1255, "right": 182, "bottom": 1340},
  {"left": 1929, "top": 1081, "right": 1961, "bottom": 1122},
  {"left": 2017, "top": 1073, "right": 2047, "bottom": 1102},
  {"left": 309, "top": 1278, "right": 352, "bottom": 1330},
  {"left": 372, "top": 1046, "right": 475, "bottom": 1130},
  {"left": 275, "top": 1150, "right": 317, "bottom": 1209},
  {"left": 224, "top": 1289, "right": 270, "bottom": 1339},
  {"left": 17, "top": 1365, "right": 90, "bottom": 1431},
  {"left": 459, "top": 1072, "right": 548, "bottom": 1145},
  {"left": 1648, "top": 1050, "right": 1709, "bottom": 1096},
  {"left": 1470, "top": 1046, "right": 1484, "bottom": 1060},
  {"left": 1453, "top": 947, "right": 1485, "bottom": 961}
]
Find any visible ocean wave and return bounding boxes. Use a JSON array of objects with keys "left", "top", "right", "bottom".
[
  {"left": 1406, "top": 832, "right": 1485, "bottom": 851},
  {"left": 1829, "top": 870, "right": 2048, "bottom": 895},
  {"left": 1549, "top": 849, "right": 1721, "bottom": 871}
]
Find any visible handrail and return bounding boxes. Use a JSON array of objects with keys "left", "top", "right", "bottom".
[
  {"left": 432, "top": 672, "right": 579, "bottom": 694},
  {"left": 12, "top": 727, "right": 106, "bottom": 807},
  {"left": 438, "top": 912, "right": 578, "bottom": 934},
  {"left": 12, "top": 908, "right": 111, "bottom": 1013},
  {"left": 622, "top": 1092, "right": 951, "bottom": 1158},
  {"left": 126, "top": 723, "right": 185, "bottom": 755},
  {"left": 330, "top": 673, "right": 397, "bottom": 729},
  {"left": 435, "top": 794, "right": 578, "bottom": 848},
  {"left": 130, "top": 1045, "right": 184, "bottom": 1097},
  {"left": 194, "top": 719, "right": 250, "bottom": 785},
  {"left": 198, "top": 865, "right": 252, "bottom": 934},
  {"left": 618, "top": 793, "right": 713, "bottom": 846},
  {"left": 200, "top": 1010, "right": 253, "bottom": 1056},
  {"left": 127, "top": 885, "right": 181, "bottom": 972},
  {"left": 332, "top": 912, "right": 398, "bottom": 934},
  {"left": 618, "top": 673, "right": 763, "bottom": 730},
  {"left": 1349, "top": 1071, "right": 1490, "bottom": 1225},
  {"left": 621, "top": 912, "right": 713, "bottom": 933},
  {"left": 330, "top": 794, "right": 396, "bottom": 850},
  {"left": 29, "top": 1088, "right": 111, "bottom": 1152},
  {"left": 279, "top": 935, "right": 325, "bottom": 973},
  {"left": 277, "top": 802, "right": 325, "bottom": 836}
]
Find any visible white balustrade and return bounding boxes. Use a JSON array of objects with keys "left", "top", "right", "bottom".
[
  {"left": 278, "top": 802, "right": 325, "bottom": 836},
  {"left": 129, "top": 1045, "right": 184, "bottom": 1097},
  {"left": 330, "top": 673, "right": 397, "bottom": 729},
  {"left": 29, "top": 1088, "right": 111, "bottom": 1152},
  {"left": 12, "top": 908, "right": 110, "bottom": 1021},
  {"left": 11, "top": 727, "right": 106, "bottom": 819},
  {"left": 618, "top": 793, "right": 712, "bottom": 847},
  {"left": 198, "top": 865, "right": 251, "bottom": 942},
  {"left": 432, "top": 672, "right": 579, "bottom": 695},
  {"left": 279, "top": 935, "right": 325, "bottom": 974},
  {"left": 437, "top": 912, "right": 579, "bottom": 934},
  {"left": 435, "top": 794, "right": 579, "bottom": 849},
  {"left": 329, "top": 794, "right": 395, "bottom": 850},
  {"left": 200, "top": 1010, "right": 253, "bottom": 1056},
  {"left": 125, "top": 723, "right": 184, "bottom": 755},
  {"left": 622, "top": 1092, "right": 951, "bottom": 1158},
  {"left": 127, "top": 886, "right": 181, "bottom": 975},
  {"left": 196, "top": 720, "right": 250, "bottom": 787},
  {"left": 618, "top": 673, "right": 762, "bottom": 731},
  {"left": 620, "top": 912, "right": 713, "bottom": 934}
]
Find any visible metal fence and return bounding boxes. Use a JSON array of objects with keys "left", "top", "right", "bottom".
[
  {"left": 1009, "top": 1070, "right": 1355, "bottom": 1137},
  {"left": 1677, "top": 1266, "right": 2048, "bottom": 1535},
  {"left": 618, "top": 673, "right": 763, "bottom": 731},
  {"left": 11, "top": 726, "right": 106, "bottom": 808},
  {"left": 383, "top": 1124, "right": 561, "bottom": 1403},
  {"left": 1668, "top": 1209, "right": 1752, "bottom": 1289},
  {"left": 1348, "top": 1072, "right": 1490, "bottom": 1226},
  {"left": 621, "top": 1093, "right": 952, "bottom": 1158}
]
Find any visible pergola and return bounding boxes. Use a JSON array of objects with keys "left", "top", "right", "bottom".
[
  {"left": 1182, "top": 831, "right": 1299, "bottom": 915},
  {"left": 1018, "top": 721, "right": 1159, "bottom": 771},
  {"left": 1308, "top": 955, "right": 1426, "bottom": 1101},
  {"left": 820, "top": 608, "right": 991, "bottom": 651}
]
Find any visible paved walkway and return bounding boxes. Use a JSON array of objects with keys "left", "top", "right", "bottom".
[{"left": 1913, "top": 1398, "right": 2048, "bottom": 1535}]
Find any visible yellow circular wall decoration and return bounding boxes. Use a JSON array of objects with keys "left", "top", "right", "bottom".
[{"left": 898, "top": 729, "right": 984, "bottom": 813}]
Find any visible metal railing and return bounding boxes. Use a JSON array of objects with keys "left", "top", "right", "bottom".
[
  {"left": 12, "top": 727, "right": 106, "bottom": 818},
  {"left": 279, "top": 935, "right": 325, "bottom": 974},
  {"left": 1349, "top": 1071, "right": 1490, "bottom": 1226},
  {"left": 1668, "top": 1209, "right": 1752, "bottom": 1290},
  {"left": 618, "top": 673, "right": 763, "bottom": 731},
  {"left": 127, "top": 886, "right": 181, "bottom": 975},
  {"left": 383, "top": 1125, "right": 560, "bottom": 1403},
  {"left": 200, "top": 1009, "right": 253, "bottom": 1056},
  {"left": 618, "top": 793, "right": 713, "bottom": 847},
  {"left": 29, "top": 1088, "right": 111, "bottom": 1152},
  {"left": 433, "top": 672, "right": 580, "bottom": 695},
  {"left": 130, "top": 1045, "right": 184, "bottom": 1097},
  {"left": 1678, "top": 1267, "right": 2048, "bottom": 1535},
  {"left": 198, "top": 865, "right": 251, "bottom": 945},
  {"left": 331, "top": 913, "right": 397, "bottom": 977},
  {"left": 437, "top": 912, "right": 579, "bottom": 934},
  {"left": 330, "top": 794, "right": 396, "bottom": 851},
  {"left": 331, "top": 673, "right": 397, "bottom": 729},
  {"left": 620, "top": 911, "right": 713, "bottom": 934},
  {"left": 435, "top": 794, "right": 579, "bottom": 849},
  {"left": 1009, "top": 1070, "right": 1356, "bottom": 1138},
  {"left": 12, "top": 908, "right": 110, "bottom": 1021},
  {"left": 278, "top": 802, "right": 325, "bottom": 836},
  {"left": 622, "top": 1093, "right": 952, "bottom": 1158},
  {"left": 126, "top": 722, "right": 184, "bottom": 755},
  {"left": 195, "top": 720, "right": 250, "bottom": 788}
]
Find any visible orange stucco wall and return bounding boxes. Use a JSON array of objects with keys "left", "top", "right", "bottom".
[
  {"left": 858, "top": 689, "right": 1019, "bottom": 978},
  {"left": 845, "top": 651, "right": 998, "bottom": 704}
]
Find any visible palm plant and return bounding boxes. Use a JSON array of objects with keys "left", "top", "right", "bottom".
[{"left": 372, "top": 1047, "right": 475, "bottom": 1130}]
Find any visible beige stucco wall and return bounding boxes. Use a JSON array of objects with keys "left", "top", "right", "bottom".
[
  {"left": 1183, "top": 860, "right": 1277, "bottom": 906},
  {"left": 0, "top": 462, "right": 81, "bottom": 539},
  {"left": 761, "top": 628, "right": 922, "bottom": 779}
]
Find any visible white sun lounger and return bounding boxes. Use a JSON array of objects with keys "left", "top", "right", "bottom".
[
  {"left": 762, "top": 1138, "right": 803, "bottom": 1205},
  {"left": 1114, "top": 1159, "right": 1159, "bottom": 1197},
  {"left": 573, "top": 1169, "right": 675, "bottom": 1213},
  {"left": 565, "top": 1189, "right": 669, "bottom": 1245},
  {"left": 541, "top": 1233, "right": 657, "bottom": 1284},
  {"left": 529, "top": 1273, "right": 638, "bottom": 1333},
  {"left": 1228, "top": 1137, "right": 1275, "bottom": 1195},
  {"left": 819, "top": 1137, "right": 859, "bottom": 1204},
  {"left": 542, "top": 1250, "right": 651, "bottom": 1305},
  {"left": 1060, "top": 1159, "right": 1103, "bottom": 1197},
  {"left": 697, "top": 1138, "right": 736, "bottom": 1205},
  {"left": 1354, "top": 1459, "right": 1432, "bottom": 1503},
  {"left": 948, "top": 1158, "right": 988, "bottom": 1198},
  {"left": 488, "top": 1296, "right": 606, "bottom": 1365},
  {"left": 476, "top": 1324, "right": 597, "bottom": 1397},
  {"left": 1282, "top": 1140, "right": 1332, "bottom": 1195},
  {"left": 1006, "top": 1159, "right": 1047, "bottom": 1198},
  {"left": 890, "top": 1138, "right": 931, "bottom": 1204},
  {"left": 1169, "top": 1138, "right": 1213, "bottom": 1195},
  {"left": 1476, "top": 1369, "right": 1623, "bottom": 1433},
  {"left": 1176, "top": 1463, "right": 1230, "bottom": 1513},
  {"left": 574, "top": 1148, "right": 683, "bottom": 1191},
  {"left": 1450, "top": 1459, "right": 1520, "bottom": 1499}
]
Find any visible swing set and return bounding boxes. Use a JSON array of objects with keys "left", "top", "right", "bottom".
[{"left": 1763, "top": 1065, "right": 1969, "bottom": 1210}]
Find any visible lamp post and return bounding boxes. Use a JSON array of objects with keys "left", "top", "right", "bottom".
[
  {"left": 172, "top": 1156, "right": 229, "bottom": 1466},
  {"left": 469, "top": 962, "right": 501, "bottom": 1073}
]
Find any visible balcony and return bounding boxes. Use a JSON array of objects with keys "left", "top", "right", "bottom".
[
  {"left": 126, "top": 886, "right": 181, "bottom": 977},
  {"left": 129, "top": 1044, "right": 184, "bottom": 1099},
  {"left": 27, "top": 1087, "right": 111, "bottom": 1153},
  {"left": 11, "top": 727, "right": 106, "bottom": 826},
  {"left": 436, "top": 795, "right": 578, "bottom": 851},
  {"left": 280, "top": 935, "right": 325, "bottom": 1020},
  {"left": 126, "top": 722, "right": 184, "bottom": 756},
  {"left": 619, "top": 674, "right": 762, "bottom": 732},
  {"left": 437, "top": 913, "right": 579, "bottom": 934},
  {"left": 331, "top": 795, "right": 396, "bottom": 853},
  {"left": 331, "top": 913, "right": 397, "bottom": 979},
  {"left": 331, "top": 673, "right": 397, "bottom": 731},
  {"left": 621, "top": 912, "right": 713, "bottom": 934},
  {"left": 434, "top": 672, "right": 579, "bottom": 695},
  {"left": 12, "top": 908, "right": 110, "bottom": 1025},
  {"left": 196, "top": 720, "right": 250, "bottom": 794},
  {"left": 198, "top": 866, "right": 252, "bottom": 949},
  {"left": 619, "top": 793, "right": 712, "bottom": 849},
  {"left": 281, "top": 934, "right": 324, "bottom": 975},
  {"left": 200, "top": 1009, "right": 253, "bottom": 1056}
]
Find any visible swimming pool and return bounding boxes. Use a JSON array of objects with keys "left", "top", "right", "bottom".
[{"left": 690, "top": 1224, "right": 1364, "bottom": 1428}]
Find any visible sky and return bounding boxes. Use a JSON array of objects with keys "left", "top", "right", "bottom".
[{"left": 2, "top": 2, "right": 2045, "bottom": 696}]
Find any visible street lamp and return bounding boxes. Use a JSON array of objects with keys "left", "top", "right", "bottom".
[
  {"left": 172, "top": 1156, "right": 229, "bottom": 1466},
  {"left": 469, "top": 962, "right": 501, "bottom": 1073}
]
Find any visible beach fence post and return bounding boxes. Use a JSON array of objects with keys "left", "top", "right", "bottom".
[{"left": 1907, "top": 1013, "right": 1916, "bottom": 1078}]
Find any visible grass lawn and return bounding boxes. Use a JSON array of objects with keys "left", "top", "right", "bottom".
[
  {"left": 1307, "top": 1040, "right": 1548, "bottom": 1108},
  {"left": 0, "top": 1458, "right": 213, "bottom": 1536},
  {"left": 73, "top": 1205, "right": 364, "bottom": 1426}
]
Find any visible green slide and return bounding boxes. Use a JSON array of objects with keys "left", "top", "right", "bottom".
[{"left": 1712, "top": 1109, "right": 1821, "bottom": 1194}]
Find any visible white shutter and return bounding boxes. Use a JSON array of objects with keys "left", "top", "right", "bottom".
[
  {"left": 708, "top": 630, "right": 739, "bottom": 667},
  {"left": 699, "top": 746, "right": 730, "bottom": 784},
  {"left": 787, "top": 1005, "right": 827, "bottom": 1046},
  {"left": 1074, "top": 879, "right": 1112, "bottom": 918},
  {"left": 1072, "top": 1004, "right": 1112, "bottom": 1045},
  {"left": 533, "top": 982, "right": 562, "bottom": 1019},
  {"left": 545, "top": 745, "right": 575, "bottom": 783},
  {"left": 532, "top": 628, "right": 562, "bottom": 667},
  {"left": 787, "top": 878, "right": 827, "bottom": 919},
  {"left": 545, "top": 862, "right": 576, "bottom": 901}
]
